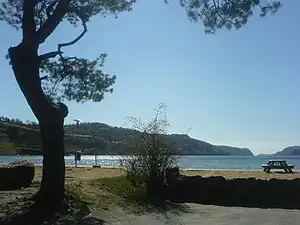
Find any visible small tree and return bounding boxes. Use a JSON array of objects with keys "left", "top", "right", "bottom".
[{"left": 123, "top": 103, "right": 179, "bottom": 199}]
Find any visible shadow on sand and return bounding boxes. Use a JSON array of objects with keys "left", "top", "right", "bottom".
[{"left": 0, "top": 199, "right": 106, "bottom": 225}]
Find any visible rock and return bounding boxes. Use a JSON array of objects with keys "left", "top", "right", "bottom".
[
  {"left": 0, "top": 160, "right": 35, "bottom": 190},
  {"left": 8, "top": 160, "right": 33, "bottom": 167}
]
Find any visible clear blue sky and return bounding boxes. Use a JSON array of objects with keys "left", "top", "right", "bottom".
[{"left": 0, "top": 0, "right": 299, "bottom": 155}]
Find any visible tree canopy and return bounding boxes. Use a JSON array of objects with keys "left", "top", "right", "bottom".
[
  {"left": 179, "top": 0, "right": 281, "bottom": 33},
  {"left": 0, "top": 0, "right": 137, "bottom": 103}
]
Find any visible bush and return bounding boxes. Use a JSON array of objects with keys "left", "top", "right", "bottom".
[{"left": 122, "top": 103, "right": 180, "bottom": 201}]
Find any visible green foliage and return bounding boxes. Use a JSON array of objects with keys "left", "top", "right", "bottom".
[
  {"left": 275, "top": 146, "right": 300, "bottom": 156},
  {"left": 0, "top": 143, "right": 16, "bottom": 154},
  {"left": 0, "top": 0, "right": 136, "bottom": 30},
  {"left": 0, "top": 115, "right": 254, "bottom": 155},
  {"left": 0, "top": 143, "right": 15, "bottom": 150},
  {"left": 0, "top": 0, "right": 136, "bottom": 104},
  {"left": 122, "top": 104, "right": 179, "bottom": 199},
  {"left": 179, "top": 0, "right": 282, "bottom": 33},
  {"left": 97, "top": 176, "right": 148, "bottom": 204},
  {"left": 41, "top": 54, "right": 116, "bottom": 103}
]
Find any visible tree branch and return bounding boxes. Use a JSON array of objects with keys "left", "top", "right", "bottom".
[
  {"left": 38, "top": 9, "right": 88, "bottom": 61},
  {"left": 46, "top": 0, "right": 59, "bottom": 17},
  {"left": 40, "top": 75, "right": 48, "bottom": 80},
  {"left": 36, "top": 0, "right": 71, "bottom": 44},
  {"left": 49, "top": 77, "right": 63, "bottom": 95},
  {"left": 22, "top": 0, "right": 37, "bottom": 42},
  {"left": 58, "top": 16, "right": 87, "bottom": 56},
  {"left": 58, "top": 8, "right": 88, "bottom": 54},
  {"left": 39, "top": 50, "right": 63, "bottom": 61}
]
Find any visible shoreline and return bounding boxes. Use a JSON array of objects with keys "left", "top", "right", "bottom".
[
  {"left": 30, "top": 166, "right": 300, "bottom": 181},
  {"left": 1, "top": 163, "right": 299, "bottom": 172}
]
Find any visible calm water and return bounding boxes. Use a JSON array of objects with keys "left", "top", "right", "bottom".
[{"left": 0, "top": 155, "right": 300, "bottom": 170}]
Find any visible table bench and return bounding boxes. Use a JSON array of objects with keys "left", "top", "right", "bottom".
[{"left": 261, "top": 160, "right": 294, "bottom": 173}]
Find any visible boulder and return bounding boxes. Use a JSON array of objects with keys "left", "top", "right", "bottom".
[{"left": 0, "top": 160, "right": 35, "bottom": 190}]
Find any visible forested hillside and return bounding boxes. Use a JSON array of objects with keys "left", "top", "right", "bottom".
[
  {"left": 0, "top": 116, "right": 253, "bottom": 156},
  {"left": 274, "top": 146, "right": 300, "bottom": 156}
]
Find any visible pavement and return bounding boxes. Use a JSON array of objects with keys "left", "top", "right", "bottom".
[{"left": 91, "top": 204, "right": 300, "bottom": 225}]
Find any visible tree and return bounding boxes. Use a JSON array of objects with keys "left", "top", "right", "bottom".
[{"left": 0, "top": 0, "right": 281, "bottom": 208}]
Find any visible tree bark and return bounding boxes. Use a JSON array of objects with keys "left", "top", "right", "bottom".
[
  {"left": 9, "top": 42, "right": 68, "bottom": 208},
  {"left": 38, "top": 117, "right": 66, "bottom": 207}
]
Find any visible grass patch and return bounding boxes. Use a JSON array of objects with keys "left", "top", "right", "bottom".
[
  {"left": 65, "top": 182, "right": 91, "bottom": 216},
  {"left": 99, "top": 176, "right": 147, "bottom": 202},
  {"left": 90, "top": 175, "right": 151, "bottom": 210},
  {"left": 0, "top": 142, "right": 16, "bottom": 154},
  {"left": 90, "top": 175, "right": 190, "bottom": 214}
]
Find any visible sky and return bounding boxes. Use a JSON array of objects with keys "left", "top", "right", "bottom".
[{"left": 0, "top": 0, "right": 299, "bottom": 155}]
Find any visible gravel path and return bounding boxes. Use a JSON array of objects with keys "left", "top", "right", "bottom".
[{"left": 92, "top": 204, "right": 300, "bottom": 225}]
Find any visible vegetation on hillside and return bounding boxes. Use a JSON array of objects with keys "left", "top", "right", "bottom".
[
  {"left": 0, "top": 115, "right": 253, "bottom": 156},
  {"left": 274, "top": 146, "right": 300, "bottom": 156}
]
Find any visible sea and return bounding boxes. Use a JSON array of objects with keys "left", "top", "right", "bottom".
[{"left": 0, "top": 155, "right": 300, "bottom": 170}]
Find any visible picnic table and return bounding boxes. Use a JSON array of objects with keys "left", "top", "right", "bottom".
[{"left": 261, "top": 160, "right": 294, "bottom": 173}]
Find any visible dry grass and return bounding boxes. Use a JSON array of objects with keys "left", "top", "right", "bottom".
[
  {"left": 34, "top": 166, "right": 124, "bottom": 182},
  {"left": 33, "top": 166, "right": 127, "bottom": 211}
]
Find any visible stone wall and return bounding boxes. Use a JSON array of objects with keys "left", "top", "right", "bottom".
[{"left": 167, "top": 175, "right": 300, "bottom": 209}]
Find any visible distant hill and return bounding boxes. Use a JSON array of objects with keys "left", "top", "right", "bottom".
[
  {"left": 213, "top": 146, "right": 253, "bottom": 156},
  {"left": 274, "top": 146, "right": 300, "bottom": 156},
  {"left": 0, "top": 116, "right": 254, "bottom": 156},
  {"left": 63, "top": 122, "right": 254, "bottom": 156}
]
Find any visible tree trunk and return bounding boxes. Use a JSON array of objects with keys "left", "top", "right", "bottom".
[
  {"left": 8, "top": 42, "right": 68, "bottom": 208},
  {"left": 38, "top": 118, "right": 66, "bottom": 207}
]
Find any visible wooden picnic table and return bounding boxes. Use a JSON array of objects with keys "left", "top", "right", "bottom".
[{"left": 261, "top": 160, "right": 294, "bottom": 173}]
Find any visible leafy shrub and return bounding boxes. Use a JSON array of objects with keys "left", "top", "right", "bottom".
[{"left": 122, "top": 103, "right": 180, "bottom": 200}]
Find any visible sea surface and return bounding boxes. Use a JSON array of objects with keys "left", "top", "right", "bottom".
[{"left": 0, "top": 155, "right": 300, "bottom": 170}]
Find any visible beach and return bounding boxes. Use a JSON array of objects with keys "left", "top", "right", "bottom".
[
  {"left": 2, "top": 166, "right": 300, "bottom": 225},
  {"left": 32, "top": 166, "right": 300, "bottom": 182}
]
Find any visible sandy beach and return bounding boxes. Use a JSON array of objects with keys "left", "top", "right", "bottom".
[
  {"left": 2, "top": 166, "right": 300, "bottom": 225},
  {"left": 32, "top": 166, "right": 300, "bottom": 182}
]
